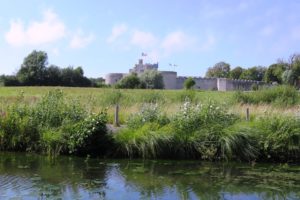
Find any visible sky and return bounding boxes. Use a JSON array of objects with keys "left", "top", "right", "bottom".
[{"left": 0, "top": 0, "right": 300, "bottom": 78}]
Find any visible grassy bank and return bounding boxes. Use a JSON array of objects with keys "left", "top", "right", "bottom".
[{"left": 0, "top": 86, "right": 299, "bottom": 162}]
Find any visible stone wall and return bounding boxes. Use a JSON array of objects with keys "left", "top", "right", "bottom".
[
  {"left": 105, "top": 73, "right": 126, "bottom": 85},
  {"left": 159, "top": 71, "right": 177, "bottom": 89},
  {"left": 217, "top": 78, "right": 263, "bottom": 91}
]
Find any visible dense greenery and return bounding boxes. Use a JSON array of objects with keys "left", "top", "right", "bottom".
[
  {"left": 234, "top": 85, "right": 299, "bottom": 106},
  {"left": 0, "top": 50, "right": 101, "bottom": 87},
  {"left": 205, "top": 53, "right": 300, "bottom": 87},
  {"left": 0, "top": 87, "right": 299, "bottom": 162},
  {"left": 0, "top": 90, "right": 111, "bottom": 156},
  {"left": 116, "top": 70, "right": 164, "bottom": 89},
  {"left": 184, "top": 77, "right": 196, "bottom": 89}
]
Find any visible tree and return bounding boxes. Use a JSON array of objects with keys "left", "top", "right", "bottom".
[
  {"left": 17, "top": 50, "right": 48, "bottom": 85},
  {"left": 282, "top": 70, "right": 295, "bottom": 85},
  {"left": 280, "top": 53, "right": 300, "bottom": 86},
  {"left": 240, "top": 66, "right": 266, "bottom": 81},
  {"left": 184, "top": 77, "right": 196, "bottom": 89},
  {"left": 139, "top": 70, "right": 164, "bottom": 89},
  {"left": 116, "top": 73, "right": 142, "bottom": 89},
  {"left": 61, "top": 66, "right": 91, "bottom": 87},
  {"left": 264, "top": 63, "right": 286, "bottom": 83},
  {"left": 206, "top": 62, "right": 230, "bottom": 78},
  {"left": 44, "top": 65, "right": 62, "bottom": 86},
  {"left": 230, "top": 66, "right": 244, "bottom": 79}
]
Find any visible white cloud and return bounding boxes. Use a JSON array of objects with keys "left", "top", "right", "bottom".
[
  {"left": 70, "top": 31, "right": 95, "bottom": 49},
  {"left": 5, "top": 10, "right": 66, "bottom": 47},
  {"left": 107, "top": 24, "right": 128, "bottom": 43},
  {"left": 161, "top": 31, "right": 195, "bottom": 55},
  {"left": 130, "top": 30, "right": 158, "bottom": 48}
]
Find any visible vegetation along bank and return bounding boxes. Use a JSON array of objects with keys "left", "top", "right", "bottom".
[{"left": 0, "top": 86, "right": 299, "bottom": 163}]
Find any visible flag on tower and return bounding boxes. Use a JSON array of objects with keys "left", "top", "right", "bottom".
[{"left": 141, "top": 52, "right": 147, "bottom": 56}]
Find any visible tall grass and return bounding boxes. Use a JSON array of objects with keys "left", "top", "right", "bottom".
[
  {"left": 233, "top": 85, "right": 299, "bottom": 106},
  {"left": 114, "top": 99, "right": 300, "bottom": 162},
  {"left": 0, "top": 89, "right": 110, "bottom": 157}
]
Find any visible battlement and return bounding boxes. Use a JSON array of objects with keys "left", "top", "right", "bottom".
[{"left": 105, "top": 59, "right": 267, "bottom": 91}]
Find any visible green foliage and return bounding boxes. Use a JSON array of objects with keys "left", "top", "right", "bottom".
[
  {"left": 254, "top": 116, "right": 300, "bottom": 162},
  {"left": 33, "top": 90, "right": 86, "bottom": 128},
  {"left": 114, "top": 123, "right": 171, "bottom": 158},
  {"left": 240, "top": 66, "right": 267, "bottom": 81},
  {"left": 264, "top": 63, "right": 286, "bottom": 83},
  {"left": 127, "top": 103, "right": 169, "bottom": 129},
  {"left": 17, "top": 50, "right": 48, "bottom": 85},
  {"left": 206, "top": 61, "right": 231, "bottom": 78},
  {"left": 230, "top": 67, "right": 244, "bottom": 79},
  {"left": 67, "top": 111, "right": 110, "bottom": 155},
  {"left": 184, "top": 77, "right": 196, "bottom": 89},
  {"left": 103, "top": 89, "right": 122, "bottom": 105},
  {"left": 116, "top": 73, "right": 143, "bottom": 89},
  {"left": 233, "top": 85, "right": 299, "bottom": 106},
  {"left": 139, "top": 70, "right": 164, "bottom": 89},
  {"left": 0, "top": 105, "right": 39, "bottom": 151},
  {"left": 282, "top": 69, "right": 296, "bottom": 85},
  {"left": 9, "top": 50, "right": 93, "bottom": 87}
]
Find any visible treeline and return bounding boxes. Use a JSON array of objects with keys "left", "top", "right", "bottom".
[
  {"left": 0, "top": 50, "right": 105, "bottom": 87},
  {"left": 205, "top": 53, "right": 300, "bottom": 86}
]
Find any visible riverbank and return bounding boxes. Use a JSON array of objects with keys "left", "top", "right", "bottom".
[{"left": 0, "top": 87, "right": 299, "bottom": 162}]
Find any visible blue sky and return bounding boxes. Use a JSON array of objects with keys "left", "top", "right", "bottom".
[{"left": 0, "top": 0, "right": 300, "bottom": 78}]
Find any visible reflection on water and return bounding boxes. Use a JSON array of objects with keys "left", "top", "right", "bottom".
[{"left": 0, "top": 152, "right": 299, "bottom": 200}]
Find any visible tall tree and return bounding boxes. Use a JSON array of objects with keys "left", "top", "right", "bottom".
[
  {"left": 240, "top": 66, "right": 266, "bottom": 81},
  {"left": 230, "top": 66, "right": 244, "bottom": 79},
  {"left": 17, "top": 50, "right": 48, "bottom": 85},
  {"left": 264, "top": 63, "right": 286, "bottom": 83},
  {"left": 205, "top": 62, "right": 230, "bottom": 78}
]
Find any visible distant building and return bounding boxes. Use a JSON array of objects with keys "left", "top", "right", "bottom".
[{"left": 105, "top": 59, "right": 265, "bottom": 91}]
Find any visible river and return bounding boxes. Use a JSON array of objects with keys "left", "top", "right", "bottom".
[{"left": 0, "top": 152, "right": 299, "bottom": 200}]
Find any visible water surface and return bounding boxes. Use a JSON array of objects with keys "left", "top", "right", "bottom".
[{"left": 0, "top": 152, "right": 299, "bottom": 200}]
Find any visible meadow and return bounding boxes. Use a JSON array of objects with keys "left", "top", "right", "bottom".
[{"left": 0, "top": 86, "right": 299, "bottom": 162}]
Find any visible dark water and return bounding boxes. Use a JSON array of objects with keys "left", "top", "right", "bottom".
[{"left": 0, "top": 152, "right": 299, "bottom": 200}]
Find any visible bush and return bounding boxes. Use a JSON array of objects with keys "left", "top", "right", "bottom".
[
  {"left": 67, "top": 111, "right": 111, "bottom": 156},
  {"left": 127, "top": 103, "right": 169, "bottom": 129},
  {"left": 184, "top": 77, "right": 196, "bottom": 89},
  {"left": 33, "top": 89, "right": 86, "bottom": 128},
  {"left": 0, "top": 105, "right": 39, "bottom": 151}
]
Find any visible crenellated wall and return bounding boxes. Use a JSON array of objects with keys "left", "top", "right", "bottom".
[
  {"left": 217, "top": 78, "right": 264, "bottom": 91},
  {"left": 105, "top": 59, "right": 266, "bottom": 90}
]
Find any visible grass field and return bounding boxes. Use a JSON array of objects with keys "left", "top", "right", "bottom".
[
  {"left": 0, "top": 86, "right": 299, "bottom": 123},
  {"left": 0, "top": 87, "right": 235, "bottom": 123}
]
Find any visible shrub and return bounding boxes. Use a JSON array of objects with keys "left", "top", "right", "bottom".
[
  {"left": 184, "top": 77, "right": 196, "bottom": 89},
  {"left": 0, "top": 105, "right": 39, "bottom": 151},
  {"left": 33, "top": 89, "right": 86, "bottom": 128},
  {"left": 67, "top": 111, "right": 111, "bottom": 156},
  {"left": 254, "top": 116, "right": 300, "bottom": 162},
  {"left": 127, "top": 103, "right": 169, "bottom": 129}
]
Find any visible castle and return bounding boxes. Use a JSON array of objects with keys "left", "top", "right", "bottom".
[{"left": 105, "top": 59, "right": 264, "bottom": 91}]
